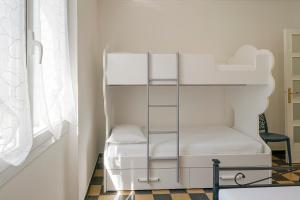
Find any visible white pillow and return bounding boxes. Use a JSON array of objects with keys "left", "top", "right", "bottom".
[{"left": 107, "top": 125, "right": 146, "bottom": 144}]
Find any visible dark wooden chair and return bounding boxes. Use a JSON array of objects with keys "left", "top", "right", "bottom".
[{"left": 259, "top": 113, "right": 292, "bottom": 166}]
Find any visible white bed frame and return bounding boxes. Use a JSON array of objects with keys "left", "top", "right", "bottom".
[{"left": 102, "top": 45, "right": 275, "bottom": 192}]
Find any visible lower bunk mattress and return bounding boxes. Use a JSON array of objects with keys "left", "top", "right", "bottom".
[
  {"left": 106, "top": 126, "right": 263, "bottom": 157},
  {"left": 105, "top": 126, "right": 265, "bottom": 169},
  {"left": 104, "top": 126, "right": 270, "bottom": 191}
]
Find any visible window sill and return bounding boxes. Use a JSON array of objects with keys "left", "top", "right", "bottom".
[{"left": 0, "top": 121, "right": 70, "bottom": 188}]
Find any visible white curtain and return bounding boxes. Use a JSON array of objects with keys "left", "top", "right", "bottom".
[
  {"left": 0, "top": 0, "right": 33, "bottom": 166},
  {"left": 33, "top": 0, "right": 75, "bottom": 139},
  {"left": 0, "top": 0, "right": 75, "bottom": 166}
]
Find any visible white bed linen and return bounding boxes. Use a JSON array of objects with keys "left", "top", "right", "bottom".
[
  {"left": 219, "top": 186, "right": 300, "bottom": 200},
  {"left": 106, "top": 126, "right": 264, "bottom": 158},
  {"left": 106, "top": 125, "right": 146, "bottom": 144}
]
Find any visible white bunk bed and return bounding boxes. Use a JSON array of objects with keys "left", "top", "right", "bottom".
[{"left": 102, "top": 45, "right": 275, "bottom": 192}]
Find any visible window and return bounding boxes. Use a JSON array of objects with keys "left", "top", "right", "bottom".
[
  {"left": 27, "top": 0, "right": 75, "bottom": 138},
  {"left": 0, "top": 0, "right": 75, "bottom": 166}
]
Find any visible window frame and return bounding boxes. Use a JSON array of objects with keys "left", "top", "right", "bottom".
[{"left": 27, "top": 0, "right": 50, "bottom": 136}]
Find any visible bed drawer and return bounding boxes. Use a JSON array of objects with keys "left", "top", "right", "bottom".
[
  {"left": 189, "top": 168, "right": 271, "bottom": 188},
  {"left": 106, "top": 168, "right": 189, "bottom": 191}
]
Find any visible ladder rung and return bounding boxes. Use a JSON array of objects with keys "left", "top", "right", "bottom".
[
  {"left": 149, "top": 130, "right": 178, "bottom": 134},
  {"left": 150, "top": 156, "right": 178, "bottom": 161},
  {"left": 149, "top": 104, "right": 178, "bottom": 108},
  {"left": 149, "top": 78, "right": 178, "bottom": 82}
]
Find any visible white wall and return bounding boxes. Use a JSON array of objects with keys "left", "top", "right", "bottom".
[
  {"left": 66, "top": 0, "right": 79, "bottom": 199},
  {"left": 98, "top": 0, "right": 300, "bottom": 150},
  {"left": 0, "top": 135, "right": 70, "bottom": 200},
  {"left": 78, "top": 0, "right": 102, "bottom": 199},
  {"left": 110, "top": 86, "right": 234, "bottom": 128}
]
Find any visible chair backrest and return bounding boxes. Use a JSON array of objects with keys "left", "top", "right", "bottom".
[{"left": 259, "top": 113, "right": 268, "bottom": 133}]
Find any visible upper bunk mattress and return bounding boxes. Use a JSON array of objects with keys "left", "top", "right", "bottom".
[{"left": 106, "top": 126, "right": 264, "bottom": 158}]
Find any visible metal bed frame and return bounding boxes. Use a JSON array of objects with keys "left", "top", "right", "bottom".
[{"left": 212, "top": 159, "right": 300, "bottom": 200}]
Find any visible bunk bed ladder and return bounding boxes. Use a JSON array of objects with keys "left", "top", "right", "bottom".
[{"left": 146, "top": 53, "right": 180, "bottom": 183}]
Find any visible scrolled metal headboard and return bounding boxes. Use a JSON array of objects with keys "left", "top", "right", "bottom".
[{"left": 212, "top": 159, "right": 300, "bottom": 200}]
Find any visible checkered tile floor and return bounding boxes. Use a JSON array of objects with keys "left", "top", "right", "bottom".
[{"left": 85, "top": 153, "right": 300, "bottom": 200}]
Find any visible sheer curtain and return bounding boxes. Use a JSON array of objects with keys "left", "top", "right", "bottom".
[
  {"left": 0, "top": 0, "right": 33, "bottom": 166},
  {"left": 33, "top": 0, "right": 76, "bottom": 139},
  {"left": 39, "top": 0, "right": 76, "bottom": 138},
  {"left": 0, "top": 0, "right": 75, "bottom": 166}
]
